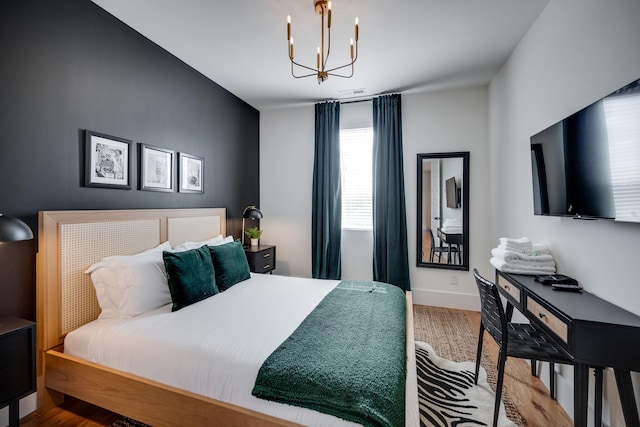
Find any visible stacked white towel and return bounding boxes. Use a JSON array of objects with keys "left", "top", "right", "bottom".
[
  {"left": 490, "top": 237, "right": 556, "bottom": 275},
  {"left": 441, "top": 218, "right": 463, "bottom": 233}
]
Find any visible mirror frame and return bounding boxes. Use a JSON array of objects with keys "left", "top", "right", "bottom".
[{"left": 416, "top": 152, "right": 470, "bottom": 271}]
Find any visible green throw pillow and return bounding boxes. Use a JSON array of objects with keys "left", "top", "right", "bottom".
[
  {"left": 208, "top": 240, "right": 251, "bottom": 291},
  {"left": 163, "top": 245, "right": 218, "bottom": 311}
]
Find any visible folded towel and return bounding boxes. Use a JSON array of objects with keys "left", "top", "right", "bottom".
[
  {"left": 491, "top": 248, "right": 554, "bottom": 264},
  {"left": 441, "top": 226, "right": 463, "bottom": 233},
  {"left": 499, "top": 237, "right": 532, "bottom": 247},
  {"left": 497, "top": 242, "right": 550, "bottom": 256},
  {"left": 490, "top": 257, "right": 556, "bottom": 275}
]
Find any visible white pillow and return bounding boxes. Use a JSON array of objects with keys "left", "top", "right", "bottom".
[
  {"left": 85, "top": 242, "right": 172, "bottom": 319},
  {"left": 171, "top": 235, "right": 232, "bottom": 252}
]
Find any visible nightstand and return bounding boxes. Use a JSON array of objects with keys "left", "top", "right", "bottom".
[
  {"left": 0, "top": 316, "right": 36, "bottom": 427},
  {"left": 244, "top": 244, "right": 276, "bottom": 274}
]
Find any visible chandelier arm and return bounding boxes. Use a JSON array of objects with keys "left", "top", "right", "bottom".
[
  {"left": 324, "top": 22, "right": 331, "bottom": 71},
  {"left": 291, "top": 60, "right": 320, "bottom": 78},
  {"left": 326, "top": 63, "right": 354, "bottom": 79},
  {"left": 324, "top": 58, "right": 355, "bottom": 74},
  {"left": 323, "top": 39, "right": 357, "bottom": 73},
  {"left": 291, "top": 59, "right": 319, "bottom": 73},
  {"left": 293, "top": 72, "right": 323, "bottom": 79}
]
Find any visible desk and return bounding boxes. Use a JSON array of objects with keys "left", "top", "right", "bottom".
[
  {"left": 495, "top": 271, "right": 640, "bottom": 427},
  {"left": 437, "top": 228, "right": 462, "bottom": 264}
]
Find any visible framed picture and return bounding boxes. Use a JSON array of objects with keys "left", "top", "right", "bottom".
[
  {"left": 178, "top": 152, "right": 204, "bottom": 193},
  {"left": 85, "top": 130, "right": 132, "bottom": 189},
  {"left": 139, "top": 144, "right": 174, "bottom": 192}
]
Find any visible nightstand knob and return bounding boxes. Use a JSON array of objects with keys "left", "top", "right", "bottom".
[
  {"left": 263, "top": 253, "right": 271, "bottom": 258},
  {"left": 263, "top": 264, "right": 271, "bottom": 270}
]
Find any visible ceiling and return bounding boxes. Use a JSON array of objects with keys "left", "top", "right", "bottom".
[{"left": 91, "top": 0, "right": 550, "bottom": 111}]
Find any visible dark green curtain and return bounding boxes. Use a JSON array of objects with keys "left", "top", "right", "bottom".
[
  {"left": 312, "top": 101, "right": 342, "bottom": 279},
  {"left": 372, "top": 94, "right": 410, "bottom": 291}
]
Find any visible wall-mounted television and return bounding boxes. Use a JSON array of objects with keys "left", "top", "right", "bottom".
[
  {"left": 445, "top": 176, "right": 459, "bottom": 208},
  {"left": 530, "top": 77, "right": 640, "bottom": 222}
]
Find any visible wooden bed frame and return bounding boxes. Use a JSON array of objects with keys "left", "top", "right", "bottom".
[{"left": 36, "top": 208, "right": 419, "bottom": 426}]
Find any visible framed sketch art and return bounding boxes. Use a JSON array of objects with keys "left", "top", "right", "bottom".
[
  {"left": 85, "top": 130, "right": 131, "bottom": 189},
  {"left": 178, "top": 152, "right": 204, "bottom": 193},
  {"left": 140, "top": 144, "right": 174, "bottom": 192}
]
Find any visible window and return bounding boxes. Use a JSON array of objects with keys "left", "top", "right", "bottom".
[{"left": 340, "top": 127, "right": 373, "bottom": 230}]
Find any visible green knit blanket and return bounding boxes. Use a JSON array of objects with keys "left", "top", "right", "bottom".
[{"left": 252, "top": 280, "right": 406, "bottom": 427}]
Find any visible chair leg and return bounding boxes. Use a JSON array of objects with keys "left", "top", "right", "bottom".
[
  {"left": 549, "top": 362, "right": 556, "bottom": 400},
  {"left": 531, "top": 359, "right": 537, "bottom": 376},
  {"left": 475, "top": 324, "right": 485, "bottom": 384},
  {"left": 493, "top": 349, "right": 508, "bottom": 427},
  {"left": 594, "top": 367, "right": 603, "bottom": 427}
]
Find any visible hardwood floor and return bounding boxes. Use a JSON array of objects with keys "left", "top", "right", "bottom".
[
  {"left": 462, "top": 307, "right": 573, "bottom": 427},
  {"left": 20, "top": 306, "right": 572, "bottom": 426}
]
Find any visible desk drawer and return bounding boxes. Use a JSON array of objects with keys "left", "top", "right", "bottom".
[
  {"left": 526, "top": 297, "right": 569, "bottom": 344},
  {"left": 497, "top": 274, "right": 521, "bottom": 304}
]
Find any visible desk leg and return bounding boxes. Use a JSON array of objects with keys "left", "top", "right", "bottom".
[
  {"left": 574, "top": 363, "right": 589, "bottom": 427},
  {"left": 614, "top": 369, "right": 640, "bottom": 427},
  {"left": 9, "top": 399, "right": 19, "bottom": 427}
]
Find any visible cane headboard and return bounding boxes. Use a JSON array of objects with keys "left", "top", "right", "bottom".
[{"left": 36, "top": 208, "right": 227, "bottom": 352}]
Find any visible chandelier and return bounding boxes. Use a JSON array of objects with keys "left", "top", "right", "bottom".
[{"left": 287, "top": 0, "right": 359, "bottom": 84}]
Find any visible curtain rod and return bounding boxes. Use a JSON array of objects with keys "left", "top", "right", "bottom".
[
  {"left": 340, "top": 98, "right": 373, "bottom": 105},
  {"left": 337, "top": 92, "right": 400, "bottom": 105}
]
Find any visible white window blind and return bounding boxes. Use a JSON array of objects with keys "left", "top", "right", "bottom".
[
  {"left": 604, "top": 94, "right": 640, "bottom": 222},
  {"left": 340, "top": 127, "right": 373, "bottom": 230}
]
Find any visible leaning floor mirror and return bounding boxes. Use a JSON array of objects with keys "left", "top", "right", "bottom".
[{"left": 417, "top": 152, "right": 469, "bottom": 271}]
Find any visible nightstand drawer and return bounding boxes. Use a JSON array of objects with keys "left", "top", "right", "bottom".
[
  {"left": 0, "top": 318, "right": 36, "bottom": 407},
  {"left": 245, "top": 245, "right": 276, "bottom": 274}
]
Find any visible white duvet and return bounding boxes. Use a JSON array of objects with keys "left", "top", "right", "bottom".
[{"left": 65, "top": 274, "right": 360, "bottom": 426}]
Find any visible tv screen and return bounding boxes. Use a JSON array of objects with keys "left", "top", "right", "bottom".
[
  {"left": 530, "top": 77, "right": 640, "bottom": 222},
  {"left": 445, "top": 176, "right": 458, "bottom": 208}
]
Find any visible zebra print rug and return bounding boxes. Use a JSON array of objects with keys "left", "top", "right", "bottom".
[{"left": 416, "top": 341, "right": 516, "bottom": 427}]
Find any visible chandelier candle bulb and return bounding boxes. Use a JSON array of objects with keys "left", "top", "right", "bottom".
[
  {"left": 350, "top": 39, "right": 354, "bottom": 59},
  {"left": 287, "top": 15, "right": 291, "bottom": 40},
  {"left": 317, "top": 47, "right": 320, "bottom": 68},
  {"left": 355, "top": 17, "right": 359, "bottom": 41},
  {"left": 289, "top": 38, "right": 294, "bottom": 59},
  {"left": 328, "top": 9, "right": 332, "bottom": 27}
]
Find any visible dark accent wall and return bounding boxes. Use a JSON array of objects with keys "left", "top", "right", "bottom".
[{"left": 0, "top": 1, "right": 260, "bottom": 320}]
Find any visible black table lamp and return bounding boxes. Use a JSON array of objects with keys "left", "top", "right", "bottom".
[
  {"left": 0, "top": 214, "right": 33, "bottom": 243},
  {"left": 241, "top": 205, "right": 263, "bottom": 247}
]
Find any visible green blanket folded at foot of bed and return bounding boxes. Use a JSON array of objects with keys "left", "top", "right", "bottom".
[{"left": 252, "top": 280, "right": 406, "bottom": 427}]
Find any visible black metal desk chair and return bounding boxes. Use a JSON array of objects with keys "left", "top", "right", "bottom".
[
  {"left": 472, "top": 269, "right": 603, "bottom": 427},
  {"left": 427, "top": 227, "right": 459, "bottom": 264}
]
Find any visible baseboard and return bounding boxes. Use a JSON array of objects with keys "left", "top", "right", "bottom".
[{"left": 411, "top": 288, "right": 480, "bottom": 311}]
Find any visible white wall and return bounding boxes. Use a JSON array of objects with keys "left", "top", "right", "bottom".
[
  {"left": 404, "top": 88, "right": 491, "bottom": 309},
  {"left": 489, "top": 1, "right": 640, "bottom": 425},
  {"left": 260, "top": 105, "right": 315, "bottom": 278},
  {"left": 260, "top": 86, "right": 491, "bottom": 310}
]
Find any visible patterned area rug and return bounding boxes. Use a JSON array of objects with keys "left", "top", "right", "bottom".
[
  {"left": 112, "top": 417, "right": 150, "bottom": 427},
  {"left": 417, "top": 341, "right": 515, "bottom": 427},
  {"left": 413, "top": 305, "right": 525, "bottom": 426}
]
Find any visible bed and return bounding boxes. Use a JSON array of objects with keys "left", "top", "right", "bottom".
[{"left": 36, "top": 208, "right": 418, "bottom": 426}]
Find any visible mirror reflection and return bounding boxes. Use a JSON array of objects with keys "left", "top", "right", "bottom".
[{"left": 417, "top": 152, "right": 469, "bottom": 270}]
